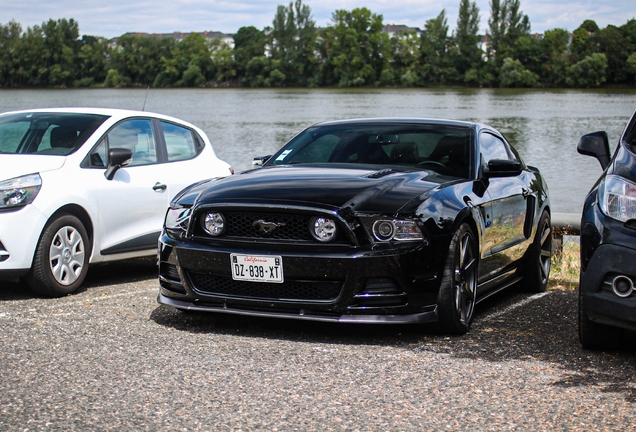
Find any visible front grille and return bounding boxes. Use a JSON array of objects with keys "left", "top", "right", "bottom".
[
  {"left": 225, "top": 211, "right": 314, "bottom": 241},
  {"left": 194, "top": 210, "right": 350, "bottom": 244},
  {"left": 187, "top": 272, "right": 343, "bottom": 301}
]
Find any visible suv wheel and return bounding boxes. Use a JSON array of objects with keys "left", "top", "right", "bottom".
[{"left": 579, "top": 291, "right": 622, "bottom": 350}]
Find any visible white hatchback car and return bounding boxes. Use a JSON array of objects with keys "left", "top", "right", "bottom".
[{"left": 0, "top": 108, "right": 233, "bottom": 296}]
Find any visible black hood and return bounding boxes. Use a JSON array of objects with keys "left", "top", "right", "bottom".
[{"left": 193, "top": 165, "right": 445, "bottom": 214}]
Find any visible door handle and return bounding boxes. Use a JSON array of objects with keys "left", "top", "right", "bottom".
[{"left": 153, "top": 182, "right": 167, "bottom": 192}]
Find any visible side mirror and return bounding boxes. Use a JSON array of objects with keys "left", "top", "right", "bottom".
[
  {"left": 483, "top": 159, "right": 522, "bottom": 177},
  {"left": 252, "top": 155, "right": 272, "bottom": 167},
  {"left": 577, "top": 131, "right": 610, "bottom": 170},
  {"left": 104, "top": 148, "right": 133, "bottom": 180}
]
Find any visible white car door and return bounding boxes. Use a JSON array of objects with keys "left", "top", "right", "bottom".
[{"left": 90, "top": 118, "right": 170, "bottom": 256}]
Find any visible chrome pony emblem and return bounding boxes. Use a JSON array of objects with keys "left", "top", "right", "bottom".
[{"left": 253, "top": 219, "right": 286, "bottom": 234}]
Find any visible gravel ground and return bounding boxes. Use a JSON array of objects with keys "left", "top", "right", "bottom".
[{"left": 1, "top": 259, "right": 635, "bottom": 431}]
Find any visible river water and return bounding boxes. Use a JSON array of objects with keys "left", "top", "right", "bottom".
[{"left": 1, "top": 87, "right": 635, "bottom": 213}]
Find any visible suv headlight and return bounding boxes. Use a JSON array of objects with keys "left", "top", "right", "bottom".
[
  {"left": 599, "top": 175, "right": 636, "bottom": 222},
  {"left": 0, "top": 174, "right": 42, "bottom": 209}
]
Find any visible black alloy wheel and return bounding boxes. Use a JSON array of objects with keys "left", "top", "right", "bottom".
[
  {"left": 437, "top": 223, "right": 478, "bottom": 335},
  {"left": 521, "top": 210, "right": 552, "bottom": 293}
]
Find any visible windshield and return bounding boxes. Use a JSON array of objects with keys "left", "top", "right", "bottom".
[
  {"left": 266, "top": 123, "right": 472, "bottom": 178},
  {"left": 0, "top": 112, "right": 109, "bottom": 156}
]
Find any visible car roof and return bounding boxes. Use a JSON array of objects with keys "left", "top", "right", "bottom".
[
  {"left": 311, "top": 117, "right": 484, "bottom": 129},
  {"left": 0, "top": 107, "right": 195, "bottom": 128}
]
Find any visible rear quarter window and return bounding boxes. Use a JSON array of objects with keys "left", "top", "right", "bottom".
[{"left": 162, "top": 121, "right": 198, "bottom": 162}]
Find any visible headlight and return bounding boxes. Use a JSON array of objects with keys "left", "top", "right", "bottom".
[
  {"left": 310, "top": 216, "right": 337, "bottom": 242},
  {"left": 165, "top": 207, "right": 191, "bottom": 231},
  {"left": 599, "top": 175, "right": 636, "bottom": 222},
  {"left": 373, "top": 219, "right": 423, "bottom": 242},
  {"left": 203, "top": 212, "right": 226, "bottom": 236},
  {"left": 0, "top": 173, "right": 42, "bottom": 209}
]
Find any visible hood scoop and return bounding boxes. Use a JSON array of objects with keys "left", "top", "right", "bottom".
[{"left": 364, "top": 169, "right": 395, "bottom": 179}]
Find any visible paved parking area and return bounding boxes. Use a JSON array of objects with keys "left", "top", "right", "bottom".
[{"left": 1, "top": 259, "right": 635, "bottom": 431}]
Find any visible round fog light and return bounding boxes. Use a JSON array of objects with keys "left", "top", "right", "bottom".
[
  {"left": 612, "top": 275, "right": 634, "bottom": 298},
  {"left": 310, "top": 217, "right": 337, "bottom": 242},
  {"left": 203, "top": 212, "right": 226, "bottom": 236}
]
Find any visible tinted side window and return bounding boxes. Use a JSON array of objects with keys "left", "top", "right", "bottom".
[
  {"left": 161, "top": 121, "right": 198, "bottom": 162},
  {"left": 108, "top": 119, "right": 157, "bottom": 166},
  {"left": 480, "top": 132, "right": 511, "bottom": 165}
]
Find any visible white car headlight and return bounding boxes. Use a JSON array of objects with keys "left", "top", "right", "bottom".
[
  {"left": 165, "top": 207, "right": 192, "bottom": 231},
  {"left": 0, "top": 173, "right": 42, "bottom": 209},
  {"left": 599, "top": 175, "right": 636, "bottom": 222}
]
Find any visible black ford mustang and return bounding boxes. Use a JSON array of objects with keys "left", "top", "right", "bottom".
[{"left": 158, "top": 118, "right": 551, "bottom": 334}]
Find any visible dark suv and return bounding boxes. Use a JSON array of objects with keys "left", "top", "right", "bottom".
[{"left": 577, "top": 109, "right": 636, "bottom": 350}]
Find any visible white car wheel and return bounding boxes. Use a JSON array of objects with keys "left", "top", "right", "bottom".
[{"left": 27, "top": 215, "right": 90, "bottom": 297}]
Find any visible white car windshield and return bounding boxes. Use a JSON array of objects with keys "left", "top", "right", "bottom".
[{"left": 0, "top": 112, "right": 108, "bottom": 156}]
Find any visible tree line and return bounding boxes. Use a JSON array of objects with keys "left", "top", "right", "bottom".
[{"left": 1, "top": 0, "right": 635, "bottom": 89}]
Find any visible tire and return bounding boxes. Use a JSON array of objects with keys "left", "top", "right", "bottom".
[
  {"left": 579, "top": 290, "right": 622, "bottom": 350},
  {"left": 26, "top": 215, "right": 90, "bottom": 297},
  {"left": 436, "top": 223, "right": 478, "bottom": 335},
  {"left": 520, "top": 210, "right": 551, "bottom": 293}
]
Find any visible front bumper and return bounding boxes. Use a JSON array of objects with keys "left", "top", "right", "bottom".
[
  {"left": 157, "top": 293, "right": 438, "bottom": 324},
  {"left": 579, "top": 243, "right": 636, "bottom": 332},
  {"left": 157, "top": 234, "right": 443, "bottom": 324},
  {"left": 0, "top": 205, "right": 48, "bottom": 280}
]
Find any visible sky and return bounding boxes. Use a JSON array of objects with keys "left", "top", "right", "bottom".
[{"left": 1, "top": 0, "right": 634, "bottom": 39}]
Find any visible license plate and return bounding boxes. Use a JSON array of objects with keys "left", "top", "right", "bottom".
[{"left": 230, "top": 254, "right": 284, "bottom": 283}]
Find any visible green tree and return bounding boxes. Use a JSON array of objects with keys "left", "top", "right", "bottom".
[
  {"left": 326, "top": 8, "right": 389, "bottom": 87},
  {"left": 154, "top": 33, "right": 213, "bottom": 87},
  {"left": 454, "top": 0, "right": 485, "bottom": 84},
  {"left": 566, "top": 53, "right": 607, "bottom": 87},
  {"left": 487, "top": 0, "right": 530, "bottom": 64},
  {"left": 13, "top": 18, "right": 80, "bottom": 86},
  {"left": 209, "top": 38, "right": 235, "bottom": 84},
  {"left": 539, "top": 29, "right": 569, "bottom": 86},
  {"left": 271, "top": 0, "right": 317, "bottom": 86},
  {"left": 389, "top": 30, "right": 421, "bottom": 86},
  {"left": 570, "top": 20, "right": 598, "bottom": 63},
  {"left": 499, "top": 57, "right": 538, "bottom": 87},
  {"left": 233, "top": 26, "right": 266, "bottom": 84},
  {"left": 627, "top": 52, "right": 636, "bottom": 76},
  {"left": 76, "top": 35, "right": 109, "bottom": 87},
  {"left": 621, "top": 19, "right": 636, "bottom": 47},
  {"left": 595, "top": 25, "right": 632, "bottom": 84},
  {"left": 0, "top": 20, "right": 23, "bottom": 87},
  {"left": 110, "top": 35, "right": 175, "bottom": 86},
  {"left": 509, "top": 30, "right": 569, "bottom": 86},
  {"left": 420, "top": 10, "right": 457, "bottom": 84},
  {"left": 42, "top": 18, "right": 80, "bottom": 86},
  {"left": 104, "top": 68, "right": 129, "bottom": 88}
]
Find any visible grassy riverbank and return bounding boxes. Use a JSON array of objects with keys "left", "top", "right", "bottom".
[{"left": 549, "top": 240, "right": 580, "bottom": 291}]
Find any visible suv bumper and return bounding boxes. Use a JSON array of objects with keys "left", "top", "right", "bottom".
[{"left": 580, "top": 243, "right": 636, "bottom": 332}]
